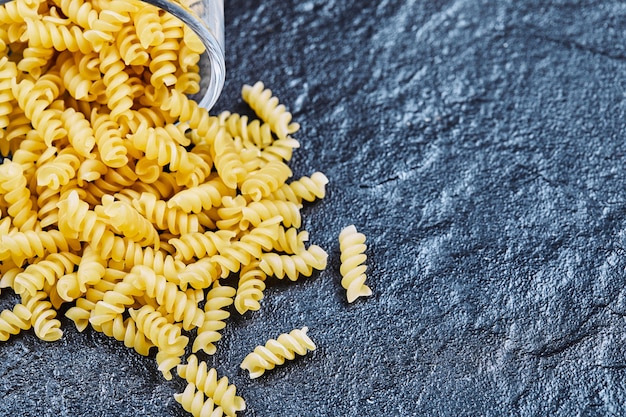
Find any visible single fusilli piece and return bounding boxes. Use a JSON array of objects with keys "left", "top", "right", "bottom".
[
  {"left": 0, "top": 229, "right": 78, "bottom": 266},
  {"left": 167, "top": 176, "right": 234, "bottom": 214},
  {"left": 0, "top": 303, "right": 32, "bottom": 342},
  {"left": 339, "top": 225, "right": 372, "bottom": 303},
  {"left": 99, "top": 313, "right": 154, "bottom": 356},
  {"left": 178, "top": 257, "right": 221, "bottom": 290},
  {"left": 13, "top": 252, "right": 80, "bottom": 297},
  {"left": 100, "top": 196, "right": 160, "bottom": 249},
  {"left": 128, "top": 304, "right": 188, "bottom": 356},
  {"left": 174, "top": 383, "right": 224, "bottom": 417},
  {"left": 178, "top": 354, "right": 246, "bottom": 417},
  {"left": 240, "top": 160, "right": 292, "bottom": 202},
  {"left": 76, "top": 244, "right": 106, "bottom": 292},
  {"left": 241, "top": 81, "right": 300, "bottom": 140},
  {"left": 270, "top": 172, "right": 329, "bottom": 205},
  {"left": 0, "top": 160, "right": 38, "bottom": 230},
  {"left": 258, "top": 245, "right": 328, "bottom": 281},
  {"left": 240, "top": 327, "right": 316, "bottom": 379},
  {"left": 192, "top": 283, "right": 235, "bottom": 355},
  {"left": 234, "top": 260, "right": 267, "bottom": 315},
  {"left": 23, "top": 290, "right": 63, "bottom": 342},
  {"left": 168, "top": 229, "right": 235, "bottom": 262},
  {"left": 241, "top": 199, "right": 302, "bottom": 229}
]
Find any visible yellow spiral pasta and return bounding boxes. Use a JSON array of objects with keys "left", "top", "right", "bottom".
[
  {"left": 178, "top": 354, "right": 246, "bottom": 417},
  {"left": 174, "top": 151, "right": 213, "bottom": 188},
  {"left": 132, "top": 4, "right": 163, "bottom": 49},
  {"left": 0, "top": 303, "right": 32, "bottom": 341},
  {"left": 168, "top": 230, "right": 234, "bottom": 261},
  {"left": 0, "top": 4, "right": 342, "bottom": 408},
  {"left": 259, "top": 137, "right": 301, "bottom": 163},
  {"left": 0, "top": 230, "right": 77, "bottom": 265},
  {"left": 22, "top": 17, "right": 94, "bottom": 54},
  {"left": 89, "top": 274, "right": 143, "bottom": 326},
  {"left": 0, "top": 57, "right": 16, "bottom": 134},
  {"left": 58, "top": 50, "right": 92, "bottom": 101},
  {"left": 13, "top": 252, "right": 80, "bottom": 297},
  {"left": 259, "top": 245, "right": 328, "bottom": 281},
  {"left": 215, "top": 195, "right": 246, "bottom": 230},
  {"left": 0, "top": 160, "right": 38, "bottom": 230},
  {"left": 36, "top": 148, "right": 82, "bottom": 190},
  {"left": 17, "top": 44, "right": 54, "bottom": 79},
  {"left": 129, "top": 265, "right": 204, "bottom": 330},
  {"left": 147, "top": 12, "right": 180, "bottom": 88},
  {"left": 174, "top": 383, "right": 224, "bottom": 417},
  {"left": 241, "top": 160, "right": 293, "bottom": 202},
  {"left": 57, "top": 190, "right": 115, "bottom": 251},
  {"left": 156, "top": 349, "right": 182, "bottom": 381},
  {"left": 167, "top": 177, "right": 234, "bottom": 214},
  {"left": 99, "top": 313, "right": 154, "bottom": 356},
  {"left": 234, "top": 260, "right": 267, "bottom": 315},
  {"left": 339, "top": 225, "right": 372, "bottom": 303},
  {"left": 107, "top": 244, "right": 185, "bottom": 284},
  {"left": 132, "top": 192, "right": 202, "bottom": 235},
  {"left": 116, "top": 24, "right": 149, "bottom": 66},
  {"left": 12, "top": 76, "right": 66, "bottom": 146},
  {"left": 90, "top": 109, "right": 128, "bottom": 167},
  {"left": 128, "top": 304, "right": 188, "bottom": 357},
  {"left": 192, "top": 284, "right": 235, "bottom": 355},
  {"left": 55, "top": 0, "right": 98, "bottom": 30},
  {"left": 241, "top": 81, "right": 300, "bottom": 141},
  {"left": 76, "top": 244, "right": 106, "bottom": 292},
  {"left": 64, "top": 279, "right": 115, "bottom": 332},
  {"left": 271, "top": 171, "right": 329, "bottom": 204},
  {"left": 99, "top": 44, "right": 133, "bottom": 120},
  {"left": 101, "top": 197, "right": 160, "bottom": 248},
  {"left": 161, "top": 88, "right": 216, "bottom": 137},
  {"left": 211, "top": 218, "right": 281, "bottom": 276},
  {"left": 56, "top": 272, "right": 85, "bottom": 303},
  {"left": 222, "top": 112, "right": 274, "bottom": 149},
  {"left": 23, "top": 290, "right": 63, "bottom": 342},
  {"left": 0, "top": 0, "right": 39, "bottom": 24},
  {"left": 84, "top": 0, "right": 139, "bottom": 49},
  {"left": 61, "top": 107, "right": 96, "bottom": 157},
  {"left": 129, "top": 122, "right": 192, "bottom": 173},
  {"left": 212, "top": 127, "right": 247, "bottom": 189},
  {"left": 242, "top": 199, "right": 302, "bottom": 229},
  {"left": 4, "top": 108, "right": 33, "bottom": 147},
  {"left": 240, "top": 327, "right": 316, "bottom": 379},
  {"left": 272, "top": 227, "right": 309, "bottom": 254},
  {"left": 0, "top": 260, "right": 22, "bottom": 290},
  {"left": 178, "top": 257, "right": 221, "bottom": 291}
]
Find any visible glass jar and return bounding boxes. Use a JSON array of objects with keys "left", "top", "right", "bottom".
[
  {"left": 0, "top": 0, "right": 226, "bottom": 110},
  {"left": 141, "top": 0, "right": 225, "bottom": 110}
]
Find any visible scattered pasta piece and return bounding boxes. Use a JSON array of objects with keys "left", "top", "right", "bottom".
[
  {"left": 174, "top": 383, "right": 225, "bottom": 417},
  {"left": 178, "top": 354, "right": 246, "bottom": 417},
  {"left": 339, "top": 225, "right": 372, "bottom": 303},
  {"left": 240, "top": 326, "right": 316, "bottom": 379}
]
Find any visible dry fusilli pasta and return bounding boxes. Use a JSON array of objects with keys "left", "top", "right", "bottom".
[
  {"left": 339, "top": 225, "right": 372, "bottom": 303},
  {"left": 240, "top": 327, "right": 316, "bottom": 379},
  {"left": 0, "top": 5, "right": 338, "bottom": 410}
]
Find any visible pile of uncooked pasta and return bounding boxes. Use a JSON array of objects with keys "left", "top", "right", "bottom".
[{"left": 0, "top": 0, "right": 371, "bottom": 415}]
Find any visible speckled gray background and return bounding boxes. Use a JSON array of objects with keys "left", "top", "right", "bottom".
[{"left": 2, "top": 0, "right": 626, "bottom": 416}]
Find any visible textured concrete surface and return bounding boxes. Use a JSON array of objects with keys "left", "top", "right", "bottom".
[{"left": 2, "top": 0, "right": 626, "bottom": 416}]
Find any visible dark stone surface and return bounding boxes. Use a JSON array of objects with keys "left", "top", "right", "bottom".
[{"left": 2, "top": 0, "right": 626, "bottom": 415}]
